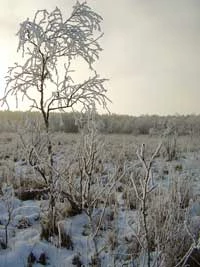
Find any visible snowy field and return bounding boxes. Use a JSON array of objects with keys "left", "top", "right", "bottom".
[{"left": 0, "top": 133, "right": 200, "bottom": 267}]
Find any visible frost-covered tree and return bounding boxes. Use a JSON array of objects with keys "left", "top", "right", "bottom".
[
  {"left": 1, "top": 1, "right": 109, "bottom": 238},
  {"left": 1, "top": 1, "right": 108, "bottom": 127}
]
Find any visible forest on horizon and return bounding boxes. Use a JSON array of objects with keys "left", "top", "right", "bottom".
[{"left": 0, "top": 110, "right": 199, "bottom": 136}]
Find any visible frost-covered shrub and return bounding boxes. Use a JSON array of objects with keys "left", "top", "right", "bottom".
[
  {"left": 0, "top": 183, "right": 15, "bottom": 249},
  {"left": 147, "top": 175, "right": 194, "bottom": 266},
  {"left": 162, "top": 127, "right": 178, "bottom": 161}
]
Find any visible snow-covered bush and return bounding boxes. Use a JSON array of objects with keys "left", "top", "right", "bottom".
[
  {"left": 146, "top": 174, "right": 195, "bottom": 266},
  {"left": 0, "top": 183, "right": 15, "bottom": 248},
  {"left": 130, "top": 143, "right": 161, "bottom": 267},
  {"left": 163, "top": 126, "right": 178, "bottom": 161}
]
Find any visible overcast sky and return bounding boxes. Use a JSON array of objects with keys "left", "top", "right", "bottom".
[{"left": 0, "top": 0, "right": 200, "bottom": 115}]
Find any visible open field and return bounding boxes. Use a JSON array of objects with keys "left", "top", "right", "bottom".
[
  {"left": 0, "top": 132, "right": 200, "bottom": 266},
  {"left": 0, "top": 0, "right": 199, "bottom": 266}
]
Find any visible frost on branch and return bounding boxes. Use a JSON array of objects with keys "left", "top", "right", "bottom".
[
  {"left": 17, "top": 2, "right": 103, "bottom": 63},
  {"left": 1, "top": 1, "right": 109, "bottom": 114}
]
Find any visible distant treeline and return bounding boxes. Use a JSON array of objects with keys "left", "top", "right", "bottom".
[{"left": 0, "top": 110, "right": 199, "bottom": 136}]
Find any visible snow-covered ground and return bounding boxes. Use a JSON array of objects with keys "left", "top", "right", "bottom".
[{"left": 0, "top": 134, "right": 200, "bottom": 266}]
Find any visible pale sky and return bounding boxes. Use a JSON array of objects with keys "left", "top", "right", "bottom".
[{"left": 0, "top": 0, "right": 200, "bottom": 115}]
